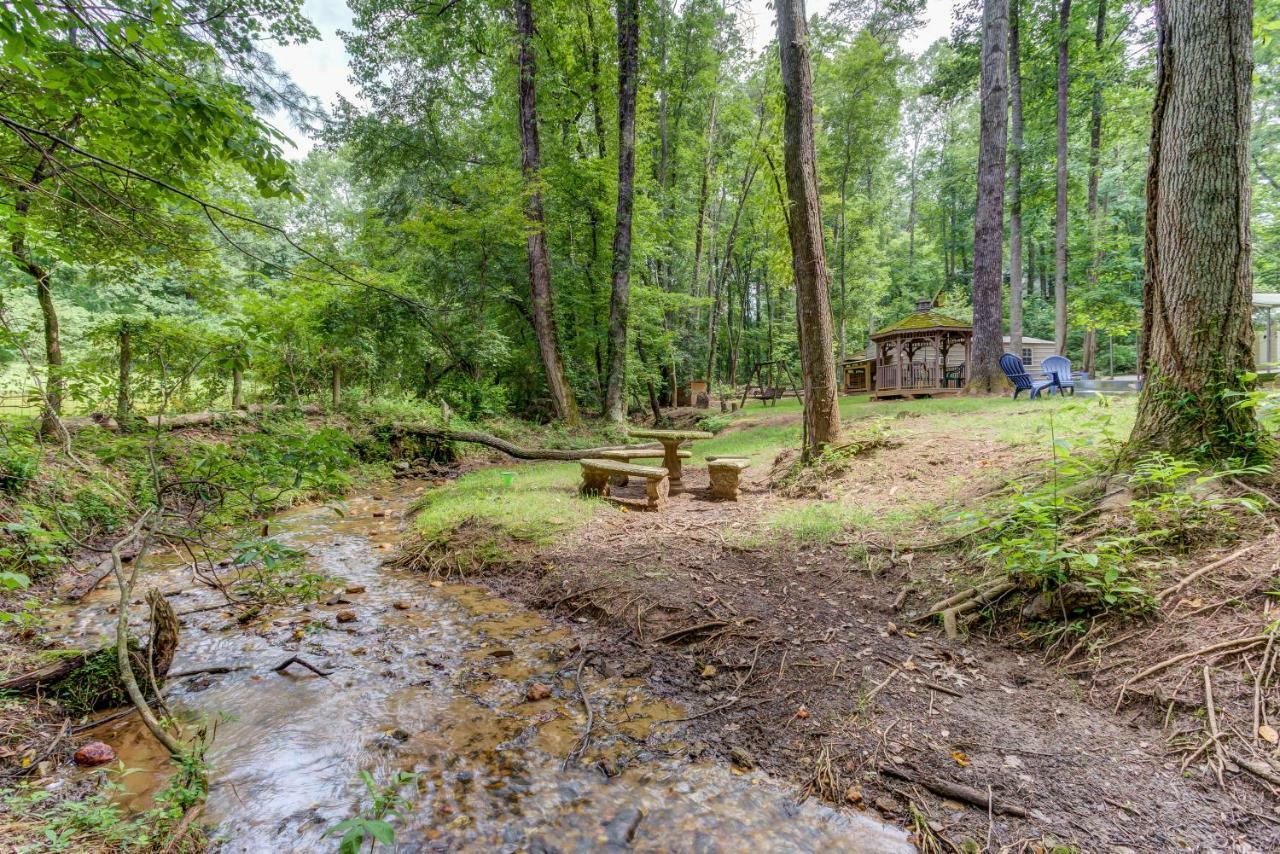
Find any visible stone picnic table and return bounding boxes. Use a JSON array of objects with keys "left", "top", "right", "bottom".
[{"left": 626, "top": 427, "right": 714, "bottom": 493}]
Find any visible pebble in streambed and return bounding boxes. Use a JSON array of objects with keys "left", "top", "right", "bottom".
[{"left": 50, "top": 482, "right": 910, "bottom": 852}]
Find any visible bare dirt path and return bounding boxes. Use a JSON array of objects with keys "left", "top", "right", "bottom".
[{"left": 466, "top": 445, "right": 1279, "bottom": 851}]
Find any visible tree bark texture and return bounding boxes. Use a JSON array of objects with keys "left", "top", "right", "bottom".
[
  {"left": 1084, "top": 0, "right": 1107, "bottom": 378},
  {"left": 776, "top": 0, "right": 841, "bottom": 457},
  {"left": 970, "top": 0, "right": 1011, "bottom": 392},
  {"left": 1128, "top": 0, "right": 1267, "bottom": 461},
  {"left": 1008, "top": 0, "right": 1024, "bottom": 362},
  {"left": 9, "top": 165, "right": 61, "bottom": 437},
  {"left": 515, "top": 0, "right": 578, "bottom": 424},
  {"left": 1054, "top": 0, "right": 1072, "bottom": 355},
  {"left": 116, "top": 324, "right": 131, "bottom": 426},
  {"left": 604, "top": 0, "right": 639, "bottom": 423}
]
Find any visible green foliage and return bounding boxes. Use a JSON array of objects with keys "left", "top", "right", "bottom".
[
  {"left": 696, "top": 413, "right": 734, "bottom": 433},
  {"left": 0, "top": 441, "right": 37, "bottom": 495},
  {"left": 2, "top": 748, "right": 208, "bottom": 851},
  {"left": 968, "top": 403, "right": 1267, "bottom": 614},
  {"left": 323, "top": 770, "right": 419, "bottom": 854},
  {"left": 230, "top": 536, "right": 331, "bottom": 604}
]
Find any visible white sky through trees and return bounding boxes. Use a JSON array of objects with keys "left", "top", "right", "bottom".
[{"left": 266, "top": 0, "right": 955, "bottom": 156}]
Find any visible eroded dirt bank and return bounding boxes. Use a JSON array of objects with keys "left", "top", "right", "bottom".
[{"left": 456, "top": 456, "right": 1280, "bottom": 852}]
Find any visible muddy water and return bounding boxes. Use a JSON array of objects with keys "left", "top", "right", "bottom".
[{"left": 54, "top": 481, "right": 911, "bottom": 852}]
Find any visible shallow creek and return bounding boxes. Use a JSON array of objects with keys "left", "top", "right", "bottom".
[{"left": 52, "top": 480, "right": 911, "bottom": 852}]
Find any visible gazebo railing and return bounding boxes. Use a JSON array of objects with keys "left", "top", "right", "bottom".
[{"left": 877, "top": 362, "right": 949, "bottom": 391}]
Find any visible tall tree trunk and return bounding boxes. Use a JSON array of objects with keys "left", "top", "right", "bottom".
[
  {"left": 1007, "top": 0, "right": 1024, "bottom": 362},
  {"left": 838, "top": 122, "right": 852, "bottom": 367},
  {"left": 33, "top": 258, "right": 62, "bottom": 436},
  {"left": 689, "top": 89, "right": 719, "bottom": 304},
  {"left": 604, "top": 0, "right": 639, "bottom": 423},
  {"left": 1054, "top": 0, "right": 1072, "bottom": 355},
  {"left": 10, "top": 172, "right": 62, "bottom": 437},
  {"left": 776, "top": 0, "right": 840, "bottom": 458},
  {"left": 907, "top": 124, "right": 922, "bottom": 275},
  {"left": 1127, "top": 0, "right": 1267, "bottom": 461},
  {"left": 1082, "top": 328, "right": 1097, "bottom": 375},
  {"left": 515, "top": 0, "right": 578, "bottom": 423},
  {"left": 970, "top": 0, "right": 1011, "bottom": 392},
  {"left": 1084, "top": 0, "right": 1107, "bottom": 377},
  {"left": 232, "top": 366, "right": 244, "bottom": 409},
  {"left": 331, "top": 361, "right": 342, "bottom": 410},
  {"left": 705, "top": 106, "right": 763, "bottom": 392},
  {"left": 116, "top": 324, "right": 131, "bottom": 426}
]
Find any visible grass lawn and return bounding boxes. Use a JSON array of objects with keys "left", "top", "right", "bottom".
[{"left": 412, "top": 393, "right": 1139, "bottom": 557}]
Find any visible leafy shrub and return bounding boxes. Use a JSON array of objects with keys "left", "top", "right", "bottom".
[
  {"left": 0, "top": 443, "right": 37, "bottom": 495},
  {"left": 697, "top": 412, "right": 733, "bottom": 433},
  {"left": 968, "top": 405, "right": 1264, "bottom": 614}
]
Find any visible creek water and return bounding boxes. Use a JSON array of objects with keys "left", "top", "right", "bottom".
[{"left": 53, "top": 480, "right": 912, "bottom": 852}]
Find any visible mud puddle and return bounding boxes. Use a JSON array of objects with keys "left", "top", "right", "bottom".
[{"left": 49, "top": 481, "right": 911, "bottom": 851}]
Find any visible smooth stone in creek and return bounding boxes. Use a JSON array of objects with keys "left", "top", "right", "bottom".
[{"left": 73, "top": 741, "right": 115, "bottom": 766}]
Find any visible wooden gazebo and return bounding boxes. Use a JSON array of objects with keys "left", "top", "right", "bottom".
[{"left": 871, "top": 299, "right": 972, "bottom": 399}]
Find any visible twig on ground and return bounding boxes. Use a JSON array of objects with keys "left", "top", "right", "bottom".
[
  {"left": 1202, "top": 666, "right": 1226, "bottom": 787},
  {"left": 273, "top": 656, "right": 332, "bottom": 678},
  {"left": 563, "top": 652, "right": 597, "bottom": 770},
  {"left": 879, "top": 764, "right": 1027, "bottom": 817}
]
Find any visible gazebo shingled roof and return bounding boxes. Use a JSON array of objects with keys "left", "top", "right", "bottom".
[{"left": 872, "top": 307, "right": 971, "bottom": 337}]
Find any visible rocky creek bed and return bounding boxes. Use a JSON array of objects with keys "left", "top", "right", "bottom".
[{"left": 43, "top": 480, "right": 910, "bottom": 851}]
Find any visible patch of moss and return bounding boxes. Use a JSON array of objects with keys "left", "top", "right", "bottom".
[{"left": 47, "top": 643, "right": 150, "bottom": 716}]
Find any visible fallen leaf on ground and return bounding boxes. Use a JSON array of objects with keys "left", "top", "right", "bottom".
[
  {"left": 1259, "top": 724, "right": 1279, "bottom": 745},
  {"left": 950, "top": 749, "right": 971, "bottom": 767}
]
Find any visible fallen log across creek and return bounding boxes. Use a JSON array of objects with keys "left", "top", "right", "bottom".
[{"left": 395, "top": 424, "right": 661, "bottom": 461}]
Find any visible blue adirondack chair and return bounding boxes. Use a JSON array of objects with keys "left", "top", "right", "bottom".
[
  {"left": 1041, "top": 355, "right": 1081, "bottom": 396},
  {"left": 1000, "top": 353, "right": 1054, "bottom": 399}
]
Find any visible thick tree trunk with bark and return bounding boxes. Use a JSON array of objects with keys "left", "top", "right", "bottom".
[
  {"left": 515, "top": 0, "right": 578, "bottom": 424},
  {"left": 1054, "top": 0, "right": 1072, "bottom": 355},
  {"left": 970, "top": 0, "right": 1011, "bottom": 392},
  {"left": 1127, "top": 0, "right": 1269, "bottom": 461},
  {"left": 232, "top": 366, "right": 244, "bottom": 409},
  {"left": 1008, "top": 0, "right": 1024, "bottom": 361},
  {"left": 776, "top": 0, "right": 840, "bottom": 457},
  {"left": 604, "top": 0, "right": 639, "bottom": 423}
]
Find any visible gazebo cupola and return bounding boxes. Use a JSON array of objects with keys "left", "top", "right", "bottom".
[{"left": 870, "top": 299, "right": 973, "bottom": 399}]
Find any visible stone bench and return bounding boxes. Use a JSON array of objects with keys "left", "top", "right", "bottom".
[
  {"left": 579, "top": 459, "right": 670, "bottom": 509},
  {"left": 706, "top": 457, "right": 750, "bottom": 500},
  {"left": 599, "top": 447, "right": 690, "bottom": 485}
]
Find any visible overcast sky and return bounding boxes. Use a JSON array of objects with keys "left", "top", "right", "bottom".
[{"left": 266, "top": 0, "right": 955, "bottom": 157}]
